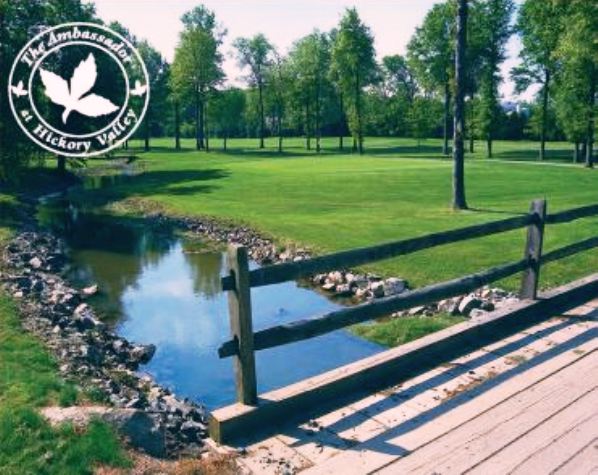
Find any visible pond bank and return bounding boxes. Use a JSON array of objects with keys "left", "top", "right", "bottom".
[{"left": 1, "top": 230, "right": 207, "bottom": 458}]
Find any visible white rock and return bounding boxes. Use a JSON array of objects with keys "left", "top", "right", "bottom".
[
  {"left": 74, "top": 303, "right": 89, "bottom": 317},
  {"left": 370, "top": 281, "right": 385, "bottom": 298},
  {"left": 383, "top": 277, "right": 406, "bottom": 296},
  {"left": 82, "top": 284, "right": 98, "bottom": 296},
  {"left": 327, "top": 271, "right": 344, "bottom": 285},
  {"left": 29, "top": 257, "right": 42, "bottom": 269}
]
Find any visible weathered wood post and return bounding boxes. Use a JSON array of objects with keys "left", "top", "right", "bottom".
[
  {"left": 520, "top": 199, "right": 547, "bottom": 299},
  {"left": 226, "top": 245, "right": 258, "bottom": 405}
]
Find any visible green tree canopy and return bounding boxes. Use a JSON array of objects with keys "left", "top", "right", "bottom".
[{"left": 331, "top": 8, "right": 377, "bottom": 154}]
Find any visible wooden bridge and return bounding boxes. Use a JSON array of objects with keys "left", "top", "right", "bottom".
[{"left": 209, "top": 199, "right": 598, "bottom": 473}]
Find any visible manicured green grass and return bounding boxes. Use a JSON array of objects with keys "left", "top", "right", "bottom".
[
  {"left": 69, "top": 136, "right": 598, "bottom": 292},
  {"left": 353, "top": 315, "right": 466, "bottom": 348},
  {"left": 0, "top": 180, "right": 130, "bottom": 474},
  {"left": 0, "top": 293, "right": 130, "bottom": 474}
]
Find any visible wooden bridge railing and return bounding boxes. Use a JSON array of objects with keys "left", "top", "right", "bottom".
[{"left": 219, "top": 199, "right": 598, "bottom": 406}]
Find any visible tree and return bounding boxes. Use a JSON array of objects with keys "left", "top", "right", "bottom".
[
  {"left": 476, "top": 0, "right": 514, "bottom": 158},
  {"left": 407, "top": 2, "right": 454, "bottom": 155},
  {"left": 453, "top": 0, "right": 468, "bottom": 210},
  {"left": 381, "top": 55, "right": 416, "bottom": 104},
  {"left": 511, "top": 0, "right": 565, "bottom": 160},
  {"left": 266, "top": 51, "right": 290, "bottom": 153},
  {"left": 209, "top": 88, "right": 245, "bottom": 151},
  {"left": 554, "top": 0, "right": 598, "bottom": 168},
  {"left": 327, "top": 28, "right": 349, "bottom": 151},
  {"left": 288, "top": 31, "right": 332, "bottom": 152},
  {"left": 331, "top": 8, "right": 377, "bottom": 154},
  {"left": 555, "top": 68, "right": 590, "bottom": 163},
  {"left": 137, "top": 41, "right": 169, "bottom": 151},
  {"left": 171, "top": 5, "right": 225, "bottom": 151},
  {"left": 234, "top": 34, "right": 274, "bottom": 149},
  {"left": 378, "top": 55, "right": 416, "bottom": 137},
  {"left": 408, "top": 97, "right": 442, "bottom": 146}
]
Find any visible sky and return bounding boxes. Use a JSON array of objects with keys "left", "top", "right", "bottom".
[{"left": 89, "top": 0, "right": 532, "bottom": 101}]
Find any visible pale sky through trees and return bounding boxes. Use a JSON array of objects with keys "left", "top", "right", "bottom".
[{"left": 89, "top": 0, "right": 533, "bottom": 102}]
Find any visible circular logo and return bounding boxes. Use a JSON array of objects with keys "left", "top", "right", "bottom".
[{"left": 8, "top": 22, "right": 150, "bottom": 158}]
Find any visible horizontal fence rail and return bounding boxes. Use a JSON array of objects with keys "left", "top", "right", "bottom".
[
  {"left": 218, "top": 199, "right": 598, "bottom": 406},
  {"left": 218, "top": 258, "right": 529, "bottom": 357},
  {"left": 221, "top": 214, "right": 535, "bottom": 291}
]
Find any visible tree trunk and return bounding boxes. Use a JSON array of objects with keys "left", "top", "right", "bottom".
[
  {"left": 355, "top": 72, "right": 364, "bottom": 154},
  {"left": 487, "top": 137, "right": 492, "bottom": 158},
  {"left": 198, "top": 98, "right": 205, "bottom": 150},
  {"left": 469, "top": 95, "right": 475, "bottom": 153},
  {"left": 585, "top": 74, "right": 595, "bottom": 168},
  {"left": 539, "top": 69, "right": 550, "bottom": 161},
  {"left": 195, "top": 91, "right": 202, "bottom": 150},
  {"left": 443, "top": 81, "right": 451, "bottom": 155},
  {"left": 305, "top": 101, "right": 311, "bottom": 150},
  {"left": 174, "top": 101, "right": 181, "bottom": 150},
  {"left": 315, "top": 79, "right": 321, "bottom": 154},
  {"left": 277, "top": 108, "right": 283, "bottom": 153},
  {"left": 57, "top": 155, "right": 66, "bottom": 174},
  {"left": 338, "top": 93, "right": 344, "bottom": 151},
  {"left": 581, "top": 141, "right": 587, "bottom": 163},
  {"left": 223, "top": 136, "right": 227, "bottom": 152},
  {"left": 204, "top": 102, "right": 209, "bottom": 152},
  {"left": 452, "top": 0, "right": 468, "bottom": 210},
  {"left": 144, "top": 112, "right": 150, "bottom": 152},
  {"left": 573, "top": 142, "right": 580, "bottom": 163},
  {"left": 258, "top": 81, "right": 265, "bottom": 149}
]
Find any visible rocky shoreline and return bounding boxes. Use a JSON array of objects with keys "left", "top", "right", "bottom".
[
  {"left": 1, "top": 231, "right": 207, "bottom": 458},
  {"left": 144, "top": 211, "right": 520, "bottom": 318}
]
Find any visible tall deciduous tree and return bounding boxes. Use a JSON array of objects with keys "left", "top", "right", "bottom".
[
  {"left": 266, "top": 51, "right": 290, "bottom": 153},
  {"left": 453, "top": 0, "right": 468, "bottom": 210},
  {"left": 234, "top": 34, "right": 274, "bottom": 149},
  {"left": 288, "top": 31, "right": 332, "bottom": 152},
  {"left": 511, "top": 0, "right": 564, "bottom": 160},
  {"left": 137, "top": 41, "right": 169, "bottom": 151},
  {"left": 554, "top": 0, "right": 597, "bottom": 168},
  {"left": 477, "top": 0, "right": 514, "bottom": 158},
  {"left": 171, "top": 5, "right": 224, "bottom": 151},
  {"left": 209, "top": 88, "right": 245, "bottom": 151},
  {"left": 381, "top": 55, "right": 416, "bottom": 105},
  {"left": 331, "top": 8, "right": 376, "bottom": 154},
  {"left": 407, "top": 2, "right": 454, "bottom": 155}
]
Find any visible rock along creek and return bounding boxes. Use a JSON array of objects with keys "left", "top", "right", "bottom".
[{"left": 36, "top": 192, "right": 383, "bottom": 410}]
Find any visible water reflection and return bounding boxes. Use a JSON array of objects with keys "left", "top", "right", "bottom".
[{"left": 38, "top": 200, "right": 382, "bottom": 408}]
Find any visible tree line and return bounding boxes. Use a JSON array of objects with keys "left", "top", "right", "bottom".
[{"left": 0, "top": 0, "right": 596, "bottom": 184}]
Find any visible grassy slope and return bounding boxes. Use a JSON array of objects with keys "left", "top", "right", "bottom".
[
  {"left": 0, "top": 176, "right": 130, "bottom": 474},
  {"left": 75, "top": 136, "right": 598, "bottom": 291}
]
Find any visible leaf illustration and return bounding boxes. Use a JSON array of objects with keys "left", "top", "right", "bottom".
[
  {"left": 40, "top": 69, "right": 70, "bottom": 107},
  {"left": 70, "top": 53, "right": 96, "bottom": 101},
  {"left": 131, "top": 80, "right": 147, "bottom": 96},
  {"left": 74, "top": 94, "right": 119, "bottom": 117},
  {"left": 39, "top": 53, "right": 119, "bottom": 124},
  {"left": 10, "top": 80, "right": 28, "bottom": 97}
]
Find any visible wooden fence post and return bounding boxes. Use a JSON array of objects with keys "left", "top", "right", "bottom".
[
  {"left": 226, "top": 245, "right": 258, "bottom": 405},
  {"left": 520, "top": 199, "right": 547, "bottom": 299}
]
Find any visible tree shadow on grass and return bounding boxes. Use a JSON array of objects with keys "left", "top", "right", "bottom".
[{"left": 76, "top": 168, "right": 230, "bottom": 208}]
